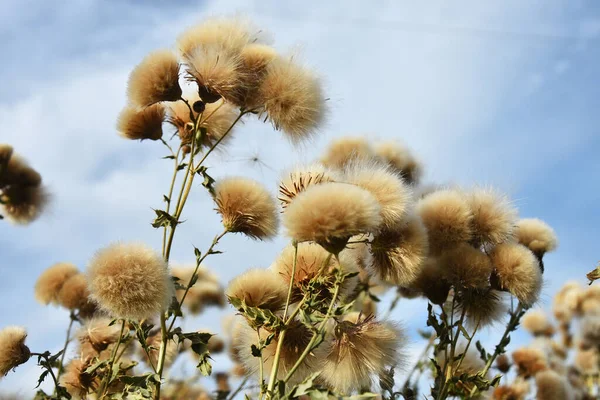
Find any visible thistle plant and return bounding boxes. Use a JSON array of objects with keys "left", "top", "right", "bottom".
[{"left": 0, "top": 15, "right": 570, "bottom": 400}]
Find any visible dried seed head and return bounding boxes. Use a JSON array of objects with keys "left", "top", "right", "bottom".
[
  {"left": 456, "top": 289, "right": 507, "bottom": 328},
  {"left": 271, "top": 242, "right": 359, "bottom": 301},
  {"left": 87, "top": 243, "right": 174, "bottom": 320},
  {"left": 0, "top": 327, "right": 30, "bottom": 378},
  {"left": 1, "top": 154, "right": 41, "bottom": 187},
  {"left": 1, "top": 185, "right": 49, "bottom": 225},
  {"left": 238, "top": 44, "right": 278, "bottom": 109},
  {"left": 373, "top": 140, "right": 422, "bottom": 185},
  {"left": 226, "top": 268, "right": 288, "bottom": 311},
  {"left": 127, "top": 49, "right": 182, "bottom": 107},
  {"left": 35, "top": 262, "right": 79, "bottom": 305},
  {"left": 278, "top": 163, "right": 336, "bottom": 208},
  {"left": 77, "top": 318, "right": 122, "bottom": 358},
  {"left": 321, "top": 137, "right": 375, "bottom": 170},
  {"left": 59, "top": 358, "right": 100, "bottom": 396},
  {"left": 145, "top": 333, "right": 179, "bottom": 369},
  {"left": 57, "top": 273, "right": 94, "bottom": 312},
  {"left": 417, "top": 189, "right": 473, "bottom": 254},
  {"left": 439, "top": 243, "right": 493, "bottom": 289},
  {"left": 581, "top": 316, "right": 600, "bottom": 348},
  {"left": 171, "top": 265, "right": 225, "bottom": 314},
  {"left": 516, "top": 218, "right": 558, "bottom": 257},
  {"left": 467, "top": 188, "right": 518, "bottom": 247},
  {"left": 490, "top": 243, "right": 542, "bottom": 307},
  {"left": 320, "top": 313, "right": 405, "bottom": 394},
  {"left": 496, "top": 354, "right": 511, "bottom": 373},
  {"left": 512, "top": 347, "right": 547, "bottom": 377},
  {"left": 0, "top": 144, "right": 13, "bottom": 167},
  {"left": 522, "top": 310, "right": 554, "bottom": 337},
  {"left": 342, "top": 159, "right": 412, "bottom": 229},
  {"left": 237, "top": 319, "right": 320, "bottom": 386},
  {"left": 535, "top": 370, "right": 573, "bottom": 400},
  {"left": 258, "top": 56, "right": 326, "bottom": 142},
  {"left": 214, "top": 177, "right": 279, "bottom": 240},
  {"left": 117, "top": 104, "right": 165, "bottom": 141},
  {"left": 413, "top": 259, "right": 450, "bottom": 305},
  {"left": 552, "top": 281, "right": 583, "bottom": 322},
  {"left": 283, "top": 182, "right": 382, "bottom": 249},
  {"left": 369, "top": 215, "right": 428, "bottom": 286}
]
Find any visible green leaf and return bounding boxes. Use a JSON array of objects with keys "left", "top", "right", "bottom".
[{"left": 151, "top": 209, "right": 178, "bottom": 229}]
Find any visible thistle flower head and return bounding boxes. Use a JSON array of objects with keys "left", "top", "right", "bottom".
[
  {"left": 0, "top": 144, "right": 13, "bottom": 167},
  {"left": 496, "top": 354, "right": 511, "bottom": 373},
  {"left": 237, "top": 319, "right": 318, "bottom": 385},
  {"left": 342, "top": 159, "right": 412, "bottom": 229},
  {"left": 552, "top": 281, "right": 583, "bottom": 322},
  {"left": 516, "top": 218, "right": 558, "bottom": 257},
  {"left": 283, "top": 182, "right": 382, "bottom": 253},
  {"left": 87, "top": 243, "right": 174, "bottom": 320},
  {"left": 413, "top": 259, "right": 450, "bottom": 305},
  {"left": 417, "top": 189, "right": 473, "bottom": 254},
  {"left": 258, "top": 56, "right": 326, "bottom": 141},
  {"left": 1, "top": 154, "right": 42, "bottom": 187},
  {"left": 522, "top": 310, "right": 554, "bottom": 337},
  {"left": 369, "top": 215, "right": 428, "bottom": 286},
  {"left": 535, "top": 370, "right": 573, "bottom": 400},
  {"left": 278, "top": 163, "right": 336, "bottom": 208},
  {"left": 237, "top": 43, "right": 278, "bottom": 108},
  {"left": 117, "top": 104, "right": 165, "bottom": 141},
  {"left": 581, "top": 316, "right": 600, "bottom": 348},
  {"left": 172, "top": 265, "right": 225, "bottom": 314},
  {"left": 439, "top": 243, "right": 493, "bottom": 289},
  {"left": 0, "top": 327, "right": 30, "bottom": 378},
  {"left": 214, "top": 177, "right": 279, "bottom": 240},
  {"left": 226, "top": 268, "right": 288, "bottom": 311},
  {"left": 77, "top": 318, "right": 122, "bottom": 358},
  {"left": 127, "top": 49, "right": 182, "bottom": 107},
  {"left": 321, "top": 137, "right": 375, "bottom": 169},
  {"left": 467, "top": 188, "right": 518, "bottom": 247},
  {"left": 1, "top": 185, "right": 49, "bottom": 225},
  {"left": 57, "top": 273, "right": 94, "bottom": 312},
  {"left": 35, "top": 262, "right": 79, "bottom": 305},
  {"left": 320, "top": 313, "right": 405, "bottom": 394},
  {"left": 271, "top": 242, "right": 359, "bottom": 300},
  {"left": 512, "top": 347, "right": 547, "bottom": 377},
  {"left": 490, "top": 243, "right": 542, "bottom": 307},
  {"left": 145, "top": 333, "right": 179, "bottom": 369},
  {"left": 59, "top": 358, "right": 100, "bottom": 396},
  {"left": 456, "top": 289, "right": 507, "bottom": 328},
  {"left": 373, "top": 140, "right": 422, "bottom": 185}
]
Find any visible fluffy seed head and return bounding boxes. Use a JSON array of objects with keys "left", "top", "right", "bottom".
[
  {"left": 171, "top": 265, "right": 225, "bottom": 314},
  {"left": 283, "top": 182, "right": 382, "bottom": 247},
  {"left": 0, "top": 327, "right": 30, "bottom": 377},
  {"left": 417, "top": 189, "right": 473, "bottom": 254},
  {"left": 373, "top": 140, "right": 422, "bottom": 185},
  {"left": 59, "top": 358, "right": 100, "bottom": 396},
  {"left": 214, "top": 177, "right": 279, "bottom": 239},
  {"left": 456, "top": 289, "right": 507, "bottom": 328},
  {"left": 145, "top": 334, "right": 179, "bottom": 369},
  {"left": 575, "top": 348, "right": 599, "bottom": 374},
  {"left": 258, "top": 56, "right": 326, "bottom": 142},
  {"left": 1, "top": 185, "right": 48, "bottom": 225},
  {"left": 35, "top": 262, "right": 79, "bottom": 305},
  {"left": 87, "top": 243, "right": 174, "bottom": 320},
  {"left": 413, "top": 259, "right": 451, "bottom": 305},
  {"left": 512, "top": 347, "right": 547, "bottom": 377},
  {"left": 553, "top": 281, "right": 584, "bottom": 322},
  {"left": 57, "top": 273, "right": 93, "bottom": 312},
  {"left": 237, "top": 320, "right": 318, "bottom": 385},
  {"left": 467, "top": 188, "right": 518, "bottom": 247},
  {"left": 272, "top": 242, "right": 359, "bottom": 301},
  {"left": 117, "top": 104, "right": 165, "bottom": 141},
  {"left": 278, "top": 163, "right": 335, "bottom": 208},
  {"left": 77, "top": 318, "right": 122, "bottom": 358},
  {"left": 238, "top": 44, "right": 278, "bottom": 108},
  {"left": 320, "top": 314, "right": 405, "bottom": 394},
  {"left": 581, "top": 316, "right": 600, "bottom": 348},
  {"left": 343, "top": 160, "right": 411, "bottom": 229},
  {"left": 490, "top": 243, "right": 542, "bottom": 307},
  {"left": 127, "top": 50, "right": 182, "bottom": 107},
  {"left": 516, "top": 218, "right": 558, "bottom": 256},
  {"left": 439, "top": 244, "right": 493, "bottom": 289},
  {"left": 522, "top": 310, "right": 554, "bottom": 337},
  {"left": 177, "top": 17, "right": 260, "bottom": 58},
  {"left": 168, "top": 94, "right": 238, "bottom": 148},
  {"left": 535, "top": 370, "right": 572, "bottom": 400},
  {"left": 226, "top": 268, "right": 287, "bottom": 311},
  {"left": 0, "top": 144, "right": 13, "bottom": 167},
  {"left": 369, "top": 215, "right": 428, "bottom": 286},
  {"left": 1, "top": 154, "right": 42, "bottom": 187},
  {"left": 496, "top": 354, "right": 511, "bottom": 373},
  {"left": 321, "top": 137, "right": 375, "bottom": 170}
]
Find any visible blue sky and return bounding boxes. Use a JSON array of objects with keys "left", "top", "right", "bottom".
[{"left": 0, "top": 0, "right": 599, "bottom": 395}]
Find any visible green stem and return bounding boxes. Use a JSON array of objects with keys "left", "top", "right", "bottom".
[
  {"left": 56, "top": 312, "right": 76, "bottom": 381},
  {"left": 31, "top": 352, "right": 61, "bottom": 393},
  {"left": 154, "top": 315, "right": 168, "bottom": 400},
  {"left": 257, "top": 329, "right": 265, "bottom": 399},
  {"left": 480, "top": 303, "right": 524, "bottom": 377},
  {"left": 97, "top": 320, "right": 126, "bottom": 398},
  {"left": 282, "top": 241, "right": 298, "bottom": 321},
  {"left": 162, "top": 145, "right": 182, "bottom": 255}
]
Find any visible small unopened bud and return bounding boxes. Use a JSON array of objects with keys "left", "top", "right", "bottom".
[
  {"left": 587, "top": 262, "right": 600, "bottom": 285},
  {"left": 193, "top": 100, "right": 206, "bottom": 114},
  {"left": 182, "top": 145, "right": 191, "bottom": 155}
]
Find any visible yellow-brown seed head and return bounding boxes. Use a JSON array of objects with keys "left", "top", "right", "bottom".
[
  {"left": 0, "top": 326, "right": 30, "bottom": 378},
  {"left": 117, "top": 104, "right": 165, "bottom": 141},
  {"left": 127, "top": 49, "right": 182, "bottom": 107}
]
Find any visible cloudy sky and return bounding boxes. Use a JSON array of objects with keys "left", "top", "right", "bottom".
[{"left": 1, "top": 0, "right": 599, "bottom": 395}]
